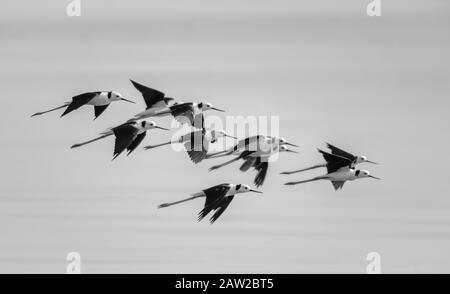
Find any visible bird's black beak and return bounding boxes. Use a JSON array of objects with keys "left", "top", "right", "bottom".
[
  {"left": 212, "top": 107, "right": 225, "bottom": 112},
  {"left": 369, "top": 175, "right": 381, "bottom": 180},
  {"left": 367, "top": 160, "right": 379, "bottom": 165},
  {"left": 156, "top": 126, "right": 170, "bottom": 131},
  {"left": 250, "top": 189, "right": 263, "bottom": 194},
  {"left": 121, "top": 98, "right": 135, "bottom": 104},
  {"left": 286, "top": 142, "right": 299, "bottom": 147},
  {"left": 286, "top": 149, "right": 299, "bottom": 154},
  {"left": 225, "top": 134, "right": 238, "bottom": 140}
]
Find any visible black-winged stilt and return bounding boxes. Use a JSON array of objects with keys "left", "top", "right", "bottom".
[
  {"left": 143, "top": 114, "right": 237, "bottom": 164},
  {"left": 209, "top": 144, "right": 298, "bottom": 187},
  {"left": 31, "top": 91, "right": 135, "bottom": 119},
  {"left": 129, "top": 79, "right": 176, "bottom": 120},
  {"left": 281, "top": 143, "right": 377, "bottom": 175},
  {"left": 284, "top": 149, "right": 380, "bottom": 190},
  {"left": 206, "top": 135, "right": 298, "bottom": 159},
  {"left": 158, "top": 183, "right": 262, "bottom": 224},
  {"left": 71, "top": 120, "right": 168, "bottom": 160}
]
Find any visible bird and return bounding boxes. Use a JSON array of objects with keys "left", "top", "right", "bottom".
[
  {"left": 209, "top": 144, "right": 298, "bottom": 187},
  {"left": 141, "top": 98, "right": 225, "bottom": 126},
  {"left": 143, "top": 115, "right": 237, "bottom": 164},
  {"left": 207, "top": 135, "right": 298, "bottom": 159},
  {"left": 31, "top": 91, "right": 135, "bottom": 119},
  {"left": 284, "top": 149, "right": 380, "bottom": 190},
  {"left": 158, "top": 183, "right": 262, "bottom": 224},
  {"left": 280, "top": 142, "right": 377, "bottom": 175},
  {"left": 70, "top": 120, "right": 169, "bottom": 160},
  {"left": 129, "top": 79, "right": 176, "bottom": 121}
]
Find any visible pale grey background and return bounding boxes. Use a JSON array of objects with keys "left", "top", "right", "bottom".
[{"left": 0, "top": 0, "right": 449, "bottom": 273}]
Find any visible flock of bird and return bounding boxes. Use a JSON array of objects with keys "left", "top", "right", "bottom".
[{"left": 32, "top": 79, "right": 380, "bottom": 224}]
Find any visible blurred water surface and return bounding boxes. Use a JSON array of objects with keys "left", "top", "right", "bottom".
[{"left": 0, "top": 0, "right": 450, "bottom": 273}]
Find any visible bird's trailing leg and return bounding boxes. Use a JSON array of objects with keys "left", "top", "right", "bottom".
[
  {"left": 71, "top": 133, "right": 112, "bottom": 149},
  {"left": 144, "top": 141, "right": 174, "bottom": 150},
  {"left": 209, "top": 156, "right": 241, "bottom": 171},
  {"left": 280, "top": 163, "right": 326, "bottom": 175},
  {"left": 158, "top": 192, "right": 205, "bottom": 208},
  {"left": 285, "top": 176, "right": 328, "bottom": 186},
  {"left": 31, "top": 103, "right": 70, "bottom": 117}
]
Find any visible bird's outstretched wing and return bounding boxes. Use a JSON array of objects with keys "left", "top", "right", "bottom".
[
  {"left": 112, "top": 123, "right": 139, "bottom": 160},
  {"left": 62, "top": 92, "right": 99, "bottom": 117},
  {"left": 127, "top": 132, "right": 147, "bottom": 156},
  {"left": 198, "top": 184, "right": 231, "bottom": 222},
  {"left": 169, "top": 103, "right": 195, "bottom": 125},
  {"left": 240, "top": 157, "right": 257, "bottom": 172},
  {"left": 184, "top": 129, "right": 208, "bottom": 164},
  {"left": 130, "top": 80, "right": 171, "bottom": 109},
  {"left": 331, "top": 181, "right": 346, "bottom": 190},
  {"left": 209, "top": 196, "right": 234, "bottom": 224},
  {"left": 318, "top": 149, "right": 352, "bottom": 174},
  {"left": 253, "top": 159, "right": 269, "bottom": 187},
  {"left": 326, "top": 143, "right": 356, "bottom": 161},
  {"left": 94, "top": 105, "right": 109, "bottom": 119}
]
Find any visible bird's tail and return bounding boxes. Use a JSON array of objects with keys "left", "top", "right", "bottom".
[
  {"left": 144, "top": 141, "right": 173, "bottom": 150},
  {"left": 71, "top": 134, "right": 112, "bottom": 149},
  {"left": 285, "top": 176, "right": 327, "bottom": 186},
  {"left": 158, "top": 192, "right": 205, "bottom": 208},
  {"left": 31, "top": 103, "right": 70, "bottom": 117},
  {"left": 280, "top": 163, "right": 326, "bottom": 175}
]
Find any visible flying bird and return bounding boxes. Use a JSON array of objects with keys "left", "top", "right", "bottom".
[
  {"left": 207, "top": 135, "right": 298, "bottom": 159},
  {"left": 158, "top": 183, "right": 262, "bottom": 224},
  {"left": 71, "top": 120, "right": 168, "bottom": 160},
  {"left": 284, "top": 149, "right": 380, "bottom": 190},
  {"left": 281, "top": 143, "right": 377, "bottom": 175},
  {"left": 209, "top": 144, "right": 298, "bottom": 187},
  {"left": 144, "top": 115, "right": 236, "bottom": 164},
  {"left": 129, "top": 79, "right": 175, "bottom": 120},
  {"left": 31, "top": 91, "right": 135, "bottom": 119}
]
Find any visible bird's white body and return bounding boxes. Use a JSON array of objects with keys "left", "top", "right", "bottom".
[
  {"left": 134, "top": 103, "right": 171, "bottom": 120},
  {"left": 326, "top": 168, "right": 359, "bottom": 181},
  {"left": 86, "top": 92, "right": 110, "bottom": 106}
]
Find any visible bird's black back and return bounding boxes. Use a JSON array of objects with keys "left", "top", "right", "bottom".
[{"left": 318, "top": 149, "right": 352, "bottom": 174}]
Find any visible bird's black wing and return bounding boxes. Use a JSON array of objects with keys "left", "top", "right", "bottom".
[
  {"left": 112, "top": 123, "right": 139, "bottom": 160},
  {"left": 326, "top": 143, "right": 357, "bottom": 161},
  {"left": 169, "top": 103, "right": 195, "bottom": 125},
  {"left": 253, "top": 159, "right": 269, "bottom": 187},
  {"left": 318, "top": 149, "right": 352, "bottom": 174},
  {"left": 240, "top": 157, "right": 257, "bottom": 172},
  {"left": 62, "top": 92, "right": 99, "bottom": 117},
  {"left": 232, "top": 135, "right": 264, "bottom": 152},
  {"left": 331, "top": 181, "right": 346, "bottom": 190},
  {"left": 130, "top": 80, "right": 169, "bottom": 109},
  {"left": 127, "top": 132, "right": 147, "bottom": 156},
  {"left": 209, "top": 196, "right": 235, "bottom": 224},
  {"left": 94, "top": 105, "right": 109, "bottom": 119},
  {"left": 198, "top": 184, "right": 231, "bottom": 221}
]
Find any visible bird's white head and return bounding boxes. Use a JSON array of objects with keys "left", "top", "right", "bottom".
[
  {"left": 270, "top": 137, "right": 299, "bottom": 147},
  {"left": 355, "top": 155, "right": 378, "bottom": 165},
  {"left": 235, "top": 184, "right": 263, "bottom": 194},
  {"left": 109, "top": 91, "right": 135, "bottom": 104},
  {"left": 198, "top": 102, "right": 225, "bottom": 113},
  {"left": 355, "top": 170, "right": 381, "bottom": 180},
  {"left": 279, "top": 145, "right": 299, "bottom": 154},
  {"left": 141, "top": 121, "right": 169, "bottom": 131}
]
